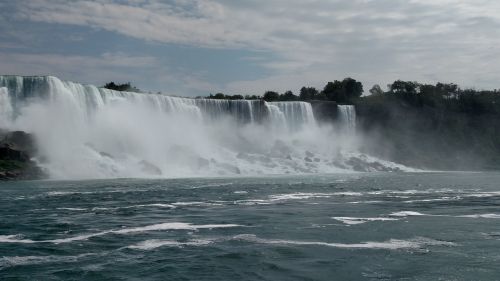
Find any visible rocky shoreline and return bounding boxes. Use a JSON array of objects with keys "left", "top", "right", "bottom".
[{"left": 0, "top": 130, "right": 45, "bottom": 180}]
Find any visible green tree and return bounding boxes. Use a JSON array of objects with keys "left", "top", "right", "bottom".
[
  {"left": 299, "top": 87, "right": 319, "bottom": 100},
  {"left": 263, "top": 91, "right": 280, "bottom": 101},
  {"left": 369, "top": 84, "right": 384, "bottom": 95},
  {"left": 322, "top": 78, "right": 363, "bottom": 103},
  {"left": 281, "top": 90, "right": 298, "bottom": 101}
]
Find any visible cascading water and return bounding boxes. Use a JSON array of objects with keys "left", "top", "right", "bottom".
[
  {"left": 268, "top": 102, "right": 316, "bottom": 132},
  {"left": 0, "top": 87, "right": 13, "bottom": 128},
  {"left": 0, "top": 76, "right": 411, "bottom": 179},
  {"left": 338, "top": 105, "right": 356, "bottom": 131}
]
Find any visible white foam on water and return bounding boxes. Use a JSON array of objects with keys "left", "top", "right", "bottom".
[
  {"left": 269, "top": 192, "right": 335, "bottom": 200},
  {"left": 458, "top": 214, "right": 500, "bottom": 219},
  {"left": 92, "top": 203, "right": 176, "bottom": 211},
  {"left": 172, "top": 201, "right": 224, "bottom": 207},
  {"left": 233, "top": 234, "right": 455, "bottom": 250},
  {"left": 332, "top": 217, "right": 399, "bottom": 225},
  {"left": 464, "top": 192, "right": 500, "bottom": 198},
  {"left": 0, "top": 223, "right": 241, "bottom": 244},
  {"left": 233, "top": 191, "right": 248, "bottom": 194},
  {"left": 402, "top": 197, "right": 461, "bottom": 203},
  {"left": 389, "top": 211, "right": 428, "bottom": 217},
  {"left": 0, "top": 235, "right": 35, "bottom": 244},
  {"left": 127, "top": 239, "right": 214, "bottom": 250},
  {"left": 234, "top": 199, "right": 273, "bottom": 206}
]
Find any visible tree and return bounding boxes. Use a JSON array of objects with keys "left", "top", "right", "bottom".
[
  {"left": 213, "top": 93, "right": 225, "bottom": 99},
  {"left": 343, "top": 77, "right": 363, "bottom": 100},
  {"left": 103, "top": 82, "right": 141, "bottom": 92},
  {"left": 281, "top": 90, "right": 298, "bottom": 101},
  {"left": 299, "top": 87, "right": 319, "bottom": 100},
  {"left": 322, "top": 81, "right": 344, "bottom": 101},
  {"left": 369, "top": 84, "right": 384, "bottom": 95},
  {"left": 322, "top": 78, "right": 363, "bottom": 103},
  {"left": 263, "top": 91, "right": 280, "bottom": 101}
]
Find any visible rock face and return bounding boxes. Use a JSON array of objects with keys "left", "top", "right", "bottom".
[
  {"left": 309, "top": 101, "right": 338, "bottom": 123},
  {"left": 0, "top": 130, "right": 45, "bottom": 180}
]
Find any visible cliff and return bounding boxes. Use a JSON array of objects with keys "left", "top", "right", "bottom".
[{"left": 355, "top": 98, "right": 500, "bottom": 170}]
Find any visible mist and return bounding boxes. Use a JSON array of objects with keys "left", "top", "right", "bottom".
[{"left": 0, "top": 75, "right": 411, "bottom": 180}]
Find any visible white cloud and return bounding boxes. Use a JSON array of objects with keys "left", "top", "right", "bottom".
[
  {"left": 0, "top": 52, "right": 158, "bottom": 85},
  {"left": 10, "top": 0, "right": 500, "bottom": 93}
]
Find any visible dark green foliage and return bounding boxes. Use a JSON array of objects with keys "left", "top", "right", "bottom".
[
  {"left": 299, "top": 87, "right": 323, "bottom": 100},
  {"left": 103, "top": 82, "right": 141, "bottom": 92},
  {"left": 355, "top": 81, "right": 500, "bottom": 170},
  {"left": 202, "top": 78, "right": 361, "bottom": 103},
  {"left": 369, "top": 84, "right": 384, "bottom": 96},
  {"left": 207, "top": 93, "right": 246, "bottom": 100},
  {"left": 0, "top": 159, "right": 25, "bottom": 170},
  {"left": 322, "top": 78, "right": 363, "bottom": 103},
  {"left": 245, "top": 95, "right": 261, "bottom": 100},
  {"left": 280, "top": 90, "right": 298, "bottom": 101},
  {"left": 263, "top": 91, "right": 280, "bottom": 102}
]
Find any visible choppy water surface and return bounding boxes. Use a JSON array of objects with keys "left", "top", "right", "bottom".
[{"left": 1, "top": 172, "right": 500, "bottom": 280}]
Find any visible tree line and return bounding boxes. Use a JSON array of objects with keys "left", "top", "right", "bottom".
[
  {"left": 205, "top": 77, "right": 364, "bottom": 103},
  {"left": 364, "top": 80, "right": 500, "bottom": 114},
  {"left": 102, "top": 78, "right": 500, "bottom": 114}
]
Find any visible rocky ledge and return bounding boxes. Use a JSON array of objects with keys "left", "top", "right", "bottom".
[{"left": 0, "top": 130, "right": 45, "bottom": 180}]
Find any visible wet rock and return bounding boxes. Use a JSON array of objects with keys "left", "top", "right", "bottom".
[
  {"left": 0, "top": 130, "right": 45, "bottom": 180},
  {"left": 345, "top": 156, "right": 400, "bottom": 172}
]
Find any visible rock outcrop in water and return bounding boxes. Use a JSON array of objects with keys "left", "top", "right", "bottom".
[{"left": 0, "top": 130, "right": 45, "bottom": 180}]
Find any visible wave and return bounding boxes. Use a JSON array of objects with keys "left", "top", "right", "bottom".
[
  {"left": 126, "top": 234, "right": 456, "bottom": 251},
  {"left": 332, "top": 217, "right": 399, "bottom": 225},
  {"left": 127, "top": 239, "right": 214, "bottom": 250},
  {"left": 232, "top": 234, "right": 455, "bottom": 250},
  {"left": 0, "top": 222, "right": 241, "bottom": 244}
]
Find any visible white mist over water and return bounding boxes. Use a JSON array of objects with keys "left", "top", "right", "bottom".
[{"left": 0, "top": 76, "right": 409, "bottom": 179}]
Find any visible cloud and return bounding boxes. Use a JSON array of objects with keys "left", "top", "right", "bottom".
[
  {"left": 8, "top": 0, "right": 500, "bottom": 93},
  {"left": 0, "top": 51, "right": 158, "bottom": 84}
]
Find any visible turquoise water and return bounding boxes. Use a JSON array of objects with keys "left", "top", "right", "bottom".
[{"left": 1, "top": 173, "right": 500, "bottom": 280}]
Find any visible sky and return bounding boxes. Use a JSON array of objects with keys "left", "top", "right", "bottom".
[{"left": 1, "top": 0, "right": 499, "bottom": 97}]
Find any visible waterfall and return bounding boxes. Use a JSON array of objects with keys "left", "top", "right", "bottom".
[
  {"left": 338, "top": 105, "right": 356, "bottom": 131},
  {"left": 0, "top": 87, "right": 13, "bottom": 128},
  {"left": 0, "top": 75, "right": 387, "bottom": 179},
  {"left": 268, "top": 102, "right": 317, "bottom": 131}
]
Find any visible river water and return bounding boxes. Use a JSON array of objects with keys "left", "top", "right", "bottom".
[{"left": 1, "top": 172, "right": 500, "bottom": 280}]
